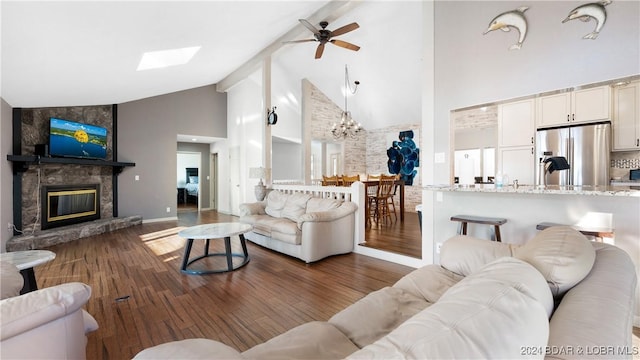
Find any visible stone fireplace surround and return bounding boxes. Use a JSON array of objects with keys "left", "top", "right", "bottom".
[{"left": 7, "top": 105, "right": 140, "bottom": 251}]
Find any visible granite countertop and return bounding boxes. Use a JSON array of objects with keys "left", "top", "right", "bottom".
[
  {"left": 424, "top": 184, "right": 640, "bottom": 197},
  {"left": 611, "top": 179, "right": 640, "bottom": 186}
]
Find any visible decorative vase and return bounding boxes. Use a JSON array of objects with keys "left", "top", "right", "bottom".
[{"left": 254, "top": 180, "right": 266, "bottom": 201}]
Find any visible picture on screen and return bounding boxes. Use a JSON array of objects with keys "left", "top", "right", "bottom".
[{"left": 49, "top": 117, "right": 107, "bottom": 159}]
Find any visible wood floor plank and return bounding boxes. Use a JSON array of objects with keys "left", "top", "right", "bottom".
[{"left": 35, "top": 210, "right": 415, "bottom": 359}]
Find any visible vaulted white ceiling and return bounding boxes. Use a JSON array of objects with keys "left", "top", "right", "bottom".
[{"left": 1, "top": 1, "right": 424, "bottom": 130}]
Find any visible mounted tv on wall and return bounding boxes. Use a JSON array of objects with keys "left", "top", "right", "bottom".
[{"left": 49, "top": 117, "right": 107, "bottom": 159}]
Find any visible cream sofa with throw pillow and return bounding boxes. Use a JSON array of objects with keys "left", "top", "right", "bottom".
[
  {"left": 134, "top": 226, "right": 636, "bottom": 359},
  {"left": 238, "top": 190, "right": 358, "bottom": 263},
  {"left": 0, "top": 260, "right": 98, "bottom": 359}
]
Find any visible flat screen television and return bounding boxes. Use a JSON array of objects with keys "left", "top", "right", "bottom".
[{"left": 49, "top": 117, "right": 108, "bottom": 159}]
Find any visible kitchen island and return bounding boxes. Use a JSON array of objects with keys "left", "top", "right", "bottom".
[
  {"left": 423, "top": 183, "right": 640, "bottom": 324},
  {"left": 427, "top": 183, "right": 640, "bottom": 197},
  {"left": 425, "top": 184, "right": 639, "bottom": 246}
]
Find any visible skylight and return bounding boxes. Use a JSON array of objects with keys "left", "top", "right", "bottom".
[{"left": 136, "top": 46, "right": 201, "bottom": 71}]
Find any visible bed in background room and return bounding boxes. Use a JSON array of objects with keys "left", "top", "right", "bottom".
[{"left": 185, "top": 167, "right": 199, "bottom": 205}]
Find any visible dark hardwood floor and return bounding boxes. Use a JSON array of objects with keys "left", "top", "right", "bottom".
[
  {"left": 361, "top": 211, "right": 422, "bottom": 258},
  {"left": 36, "top": 211, "right": 414, "bottom": 359}
]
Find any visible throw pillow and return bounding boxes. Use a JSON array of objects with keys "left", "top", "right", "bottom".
[
  {"left": 439, "top": 235, "right": 517, "bottom": 276},
  {"left": 515, "top": 226, "right": 596, "bottom": 298},
  {"left": 305, "top": 198, "right": 341, "bottom": 213},
  {"left": 264, "top": 191, "right": 287, "bottom": 218},
  {"left": 281, "top": 193, "right": 313, "bottom": 222}
]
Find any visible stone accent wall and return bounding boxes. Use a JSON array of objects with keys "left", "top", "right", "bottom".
[
  {"left": 18, "top": 106, "right": 114, "bottom": 232},
  {"left": 366, "top": 124, "right": 422, "bottom": 213},
  {"left": 308, "top": 82, "right": 366, "bottom": 175},
  {"left": 452, "top": 105, "right": 498, "bottom": 130}
]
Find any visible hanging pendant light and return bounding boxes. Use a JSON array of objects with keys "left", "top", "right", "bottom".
[{"left": 331, "top": 65, "right": 362, "bottom": 140}]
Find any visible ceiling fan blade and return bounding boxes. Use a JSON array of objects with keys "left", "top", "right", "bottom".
[
  {"left": 330, "top": 39, "right": 360, "bottom": 52},
  {"left": 299, "top": 19, "right": 320, "bottom": 35},
  {"left": 315, "top": 43, "right": 325, "bottom": 59},
  {"left": 283, "top": 39, "right": 317, "bottom": 44},
  {"left": 330, "top": 22, "right": 359, "bottom": 37}
]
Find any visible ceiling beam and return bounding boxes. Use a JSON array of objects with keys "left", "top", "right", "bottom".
[{"left": 216, "top": 0, "right": 362, "bottom": 92}]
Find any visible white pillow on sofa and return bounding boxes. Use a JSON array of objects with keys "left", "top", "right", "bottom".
[
  {"left": 439, "top": 235, "right": 517, "bottom": 276},
  {"left": 281, "top": 193, "right": 312, "bottom": 222},
  {"left": 264, "top": 191, "right": 288, "bottom": 218},
  {"left": 515, "top": 226, "right": 596, "bottom": 298},
  {"left": 305, "top": 197, "right": 341, "bottom": 213}
]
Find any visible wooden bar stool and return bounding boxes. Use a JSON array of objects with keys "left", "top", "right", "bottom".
[
  {"left": 536, "top": 222, "right": 614, "bottom": 242},
  {"left": 450, "top": 215, "right": 507, "bottom": 242}
]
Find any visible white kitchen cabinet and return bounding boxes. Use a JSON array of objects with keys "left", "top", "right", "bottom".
[
  {"left": 498, "top": 146, "right": 535, "bottom": 185},
  {"left": 536, "top": 85, "right": 611, "bottom": 128},
  {"left": 497, "top": 99, "right": 535, "bottom": 184},
  {"left": 612, "top": 80, "right": 640, "bottom": 151},
  {"left": 498, "top": 99, "right": 535, "bottom": 147}
]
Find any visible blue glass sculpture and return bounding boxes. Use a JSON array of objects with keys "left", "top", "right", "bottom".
[{"left": 387, "top": 130, "right": 419, "bottom": 185}]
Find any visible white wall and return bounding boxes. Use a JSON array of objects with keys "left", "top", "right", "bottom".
[
  {"left": 271, "top": 60, "right": 302, "bottom": 143},
  {"left": 226, "top": 71, "right": 264, "bottom": 214},
  {"left": 272, "top": 142, "right": 302, "bottom": 181},
  {"left": 118, "top": 85, "right": 226, "bottom": 221}
]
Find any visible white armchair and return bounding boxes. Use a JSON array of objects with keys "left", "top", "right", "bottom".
[{"left": 0, "top": 261, "right": 98, "bottom": 359}]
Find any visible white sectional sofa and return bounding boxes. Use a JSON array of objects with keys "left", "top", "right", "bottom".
[
  {"left": 134, "top": 226, "right": 637, "bottom": 359},
  {"left": 238, "top": 190, "right": 358, "bottom": 263},
  {"left": 0, "top": 260, "right": 98, "bottom": 359}
]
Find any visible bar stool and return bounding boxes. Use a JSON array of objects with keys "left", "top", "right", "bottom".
[{"left": 450, "top": 215, "right": 507, "bottom": 242}]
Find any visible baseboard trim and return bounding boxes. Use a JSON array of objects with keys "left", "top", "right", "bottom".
[{"left": 142, "top": 216, "right": 178, "bottom": 224}]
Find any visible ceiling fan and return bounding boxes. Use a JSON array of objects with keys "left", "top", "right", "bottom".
[{"left": 285, "top": 19, "right": 360, "bottom": 59}]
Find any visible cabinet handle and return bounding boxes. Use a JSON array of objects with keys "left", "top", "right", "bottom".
[
  {"left": 572, "top": 114, "right": 575, "bottom": 121},
  {"left": 637, "top": 139, "right": 639, "bottom": 147},
  {"left": 531, "top": 148, "right": 534, "bottom": 154},
  {"left": 567, "top": 114, "right": 570, "bottom": 122},
  {"left": 531, "top": 137, "right": 534, "bottom": 144}
]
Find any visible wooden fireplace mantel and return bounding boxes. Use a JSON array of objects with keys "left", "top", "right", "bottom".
[{"left": 7, "top": 155, "right": 135, "bottom": 175}]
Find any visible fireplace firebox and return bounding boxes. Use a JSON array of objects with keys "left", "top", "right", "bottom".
[{"left": 41, "top": 184, "right": 100, "bottom": 230}]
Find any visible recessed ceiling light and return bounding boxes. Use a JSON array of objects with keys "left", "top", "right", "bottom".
[{"left": 137, "top": 46, "right": 201, "bottom": 71}]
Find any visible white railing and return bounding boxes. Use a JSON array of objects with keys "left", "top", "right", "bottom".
[
  {"left": 272, "top": 179, "right": 304, "bottom": 185},
  {"left": 270, "top": 182, "right": 366, "bottom": 247}
]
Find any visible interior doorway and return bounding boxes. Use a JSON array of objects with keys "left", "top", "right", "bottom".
[{"left": 177, "top": 152, "right": 201, "bottom": 212}]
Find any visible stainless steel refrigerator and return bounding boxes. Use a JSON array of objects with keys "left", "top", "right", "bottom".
[{"left": 535, "top": 121, "right": 611, "bottom": 186}]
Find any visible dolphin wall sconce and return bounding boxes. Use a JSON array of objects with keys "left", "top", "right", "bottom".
[
  {"left": 483, "top": 6, "right": 529, "bottom": 50},
  {"left": 562, "top": 0, "right": 611, "bottom": 40},
  {"left": 484, "top": 1, "right": 612, "bottom": 51}
]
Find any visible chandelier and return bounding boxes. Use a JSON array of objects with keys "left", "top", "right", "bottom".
[{"left": 331, "top": 65, "right": 361, "bottom": 140}]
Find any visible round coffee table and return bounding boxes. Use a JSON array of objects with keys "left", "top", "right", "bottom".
[
  {"left": 0, "top": 250, "right": 56, "bottom": 293},
  {"left": 178, "top": 223, "right": 252, "bottom": 274}
]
